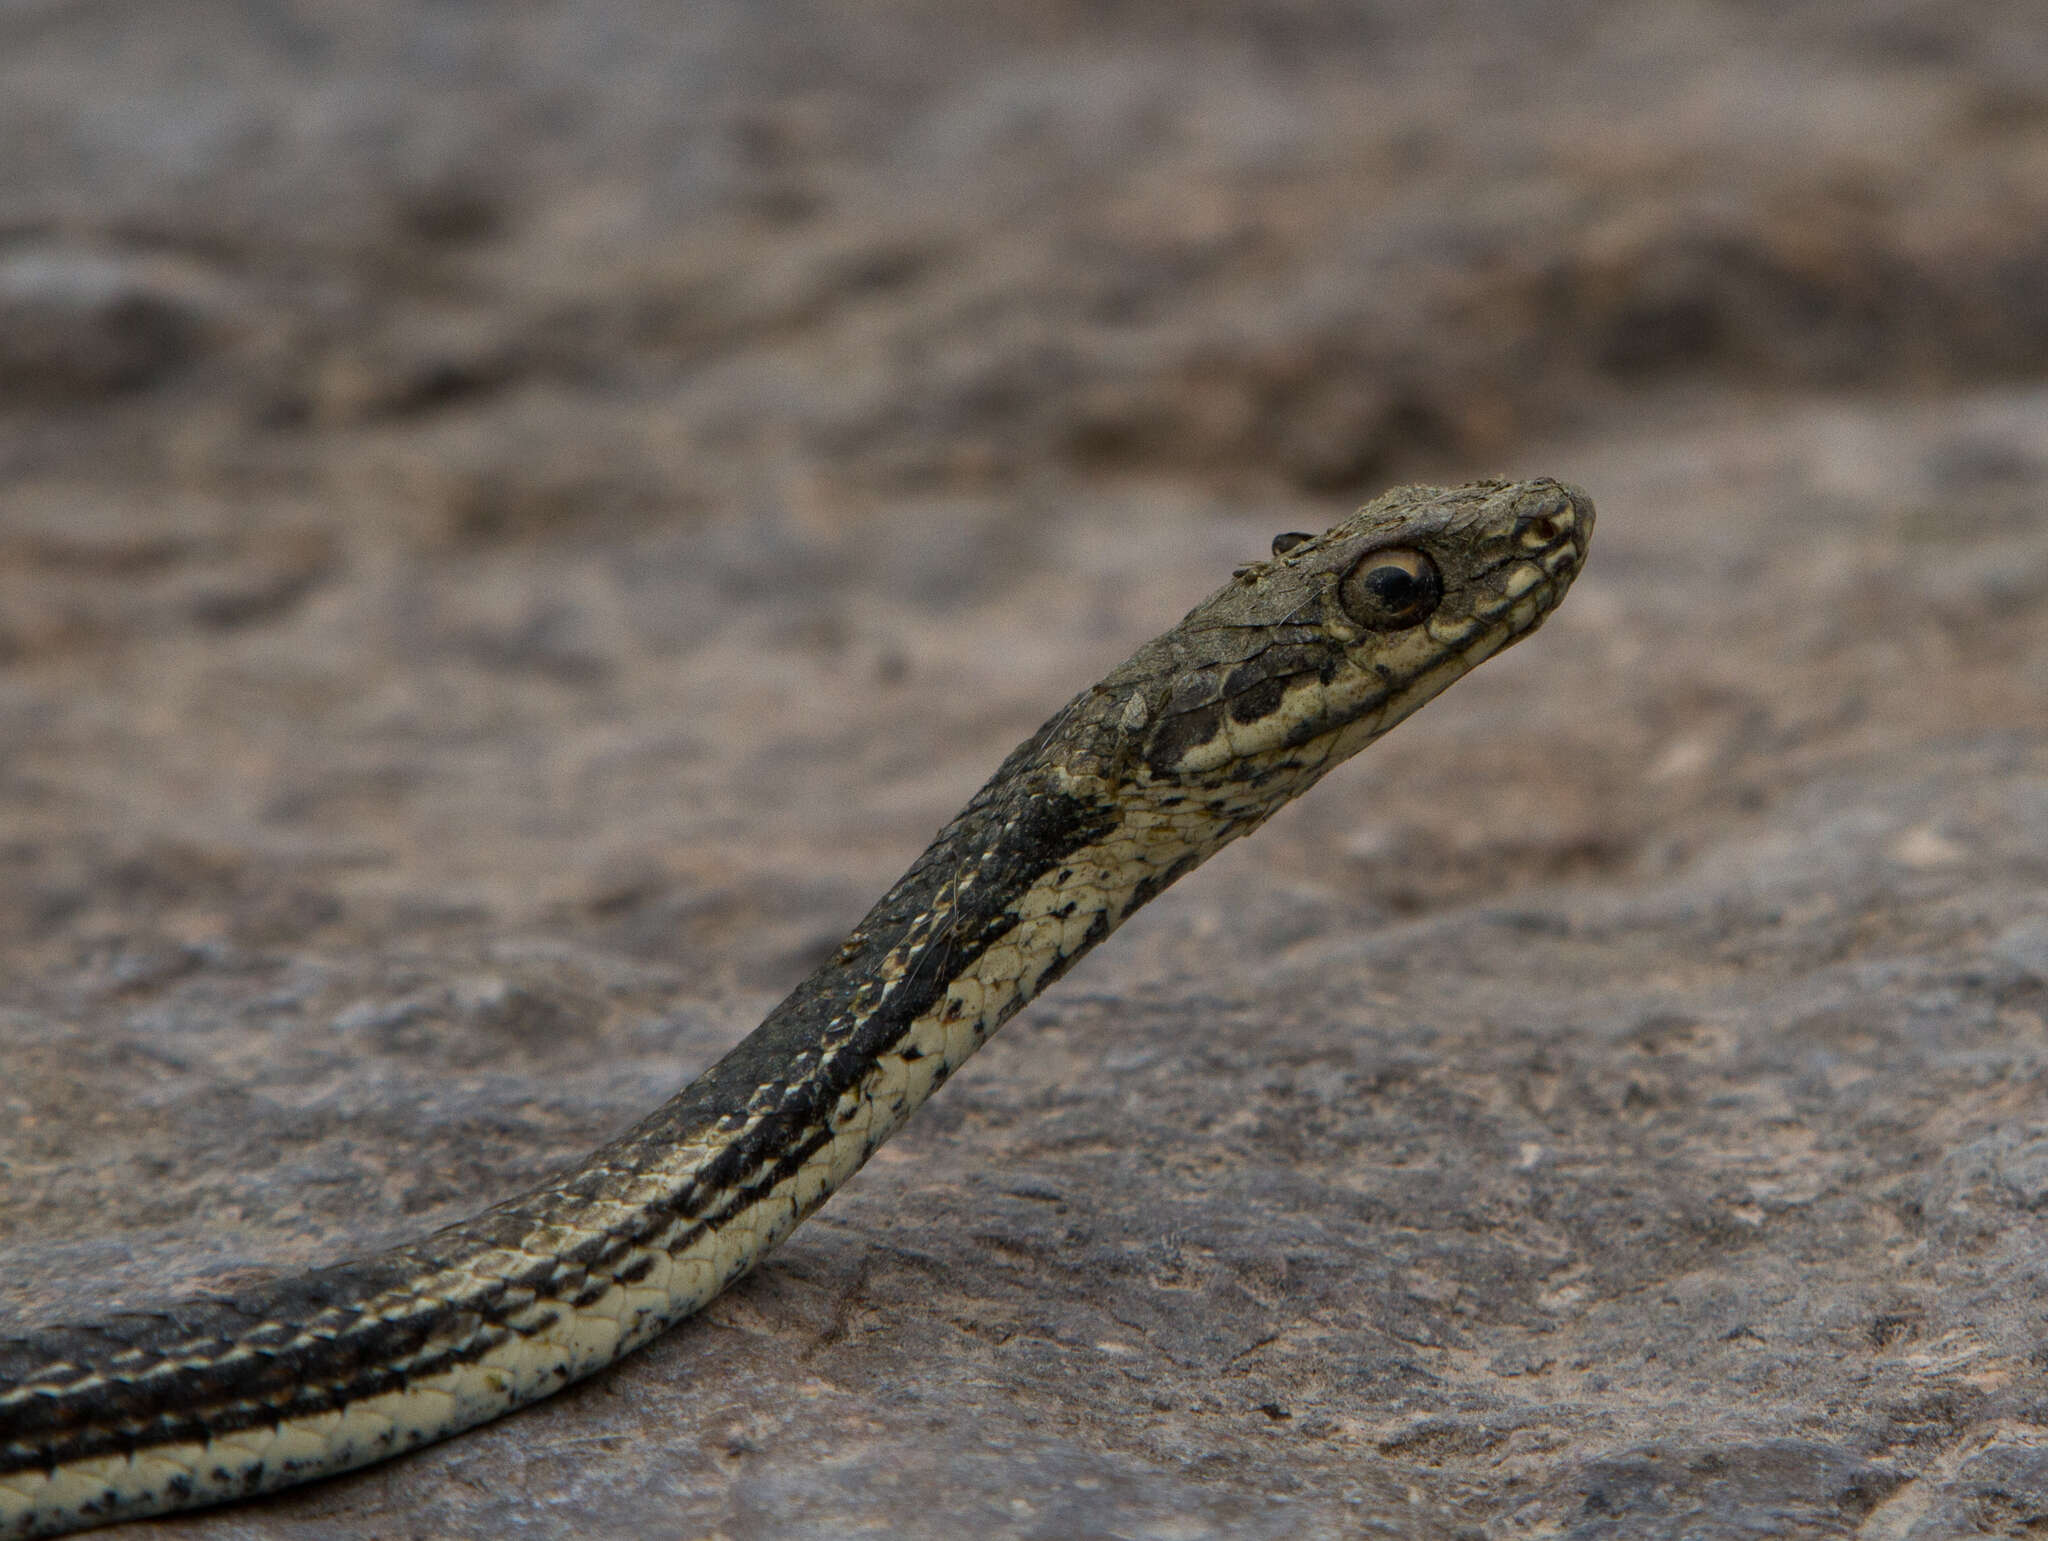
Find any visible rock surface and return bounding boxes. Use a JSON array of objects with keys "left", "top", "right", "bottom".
[{"left": 2, "top": 4, "right": 2046, "bottom": 1538}]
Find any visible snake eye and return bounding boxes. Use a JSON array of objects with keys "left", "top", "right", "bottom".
[{"left": 1339, "top": 546, "right": 1442, "bottom": 631}]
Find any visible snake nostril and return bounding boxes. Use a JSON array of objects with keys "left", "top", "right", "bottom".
[{"left": 1514, "top": 494, "right": 1577, "bottom": 548}]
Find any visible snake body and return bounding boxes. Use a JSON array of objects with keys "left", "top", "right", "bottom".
[{"left": 1, "top": 477, "right": 1591, "bottom": 1536}]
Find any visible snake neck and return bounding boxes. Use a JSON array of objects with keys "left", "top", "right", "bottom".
[{"left": 586, "top": 745, "right": 1150, "bottom": 1220}]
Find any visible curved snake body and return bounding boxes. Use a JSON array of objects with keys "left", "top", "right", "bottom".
[{"left": 0, "top": 477, "right": 1592, "bottom": 1536}]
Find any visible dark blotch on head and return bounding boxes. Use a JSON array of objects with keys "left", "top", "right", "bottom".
[
  {"left": 1145, "top": 701, "right": 1224, "bottom": 776},
  {"left": 1225, "top": 672, "right": 1287, "bottom": 725},
  {"left": 1270, "top": 531, "right": 1313, "bottom": 558}
]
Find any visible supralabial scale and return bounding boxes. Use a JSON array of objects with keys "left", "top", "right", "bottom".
[{"left": 2, "top": 477, "right": 1593, "bottom": 1536}]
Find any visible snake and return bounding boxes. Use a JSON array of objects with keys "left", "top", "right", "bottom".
[{"left": 1, "top": 476, "right": 1591, "bottom": 1536}]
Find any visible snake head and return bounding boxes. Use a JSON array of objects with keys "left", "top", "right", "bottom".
[{"left": 1114, "top": 477, "right": 1594, "bottom": 786}]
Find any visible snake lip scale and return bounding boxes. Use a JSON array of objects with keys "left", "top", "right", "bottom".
[{"left": 1, "top": 476, "right": 1592, "bottom": 1536}]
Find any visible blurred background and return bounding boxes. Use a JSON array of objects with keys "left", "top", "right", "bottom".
[{"left": 3, "top": 4, "right": 2047, "bottom": 1537}]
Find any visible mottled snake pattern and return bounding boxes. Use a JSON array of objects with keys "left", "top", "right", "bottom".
[{"left": 1, "top": 477, "right": 1592, "bottom": 1535}]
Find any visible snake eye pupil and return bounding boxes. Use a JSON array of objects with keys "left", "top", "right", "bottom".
[
  {"left": 1338, "top": 546, "right": 1442, "bottom": 631},
  {"left": 1365, "top": 566, "right": 1420, "bottom": 606}
]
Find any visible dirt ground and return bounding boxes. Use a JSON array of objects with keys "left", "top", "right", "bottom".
[{"left": 3, "top": 4, "right": 2047, "bottom": 1538}]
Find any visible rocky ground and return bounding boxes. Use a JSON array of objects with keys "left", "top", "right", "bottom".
[{"left": 3, "top": 3, "right": 2047, "bottom": 1537}]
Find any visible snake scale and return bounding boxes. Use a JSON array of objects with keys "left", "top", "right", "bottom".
[{"left": 1, "top": 476, "right": 1591, "bottom": 1535}]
